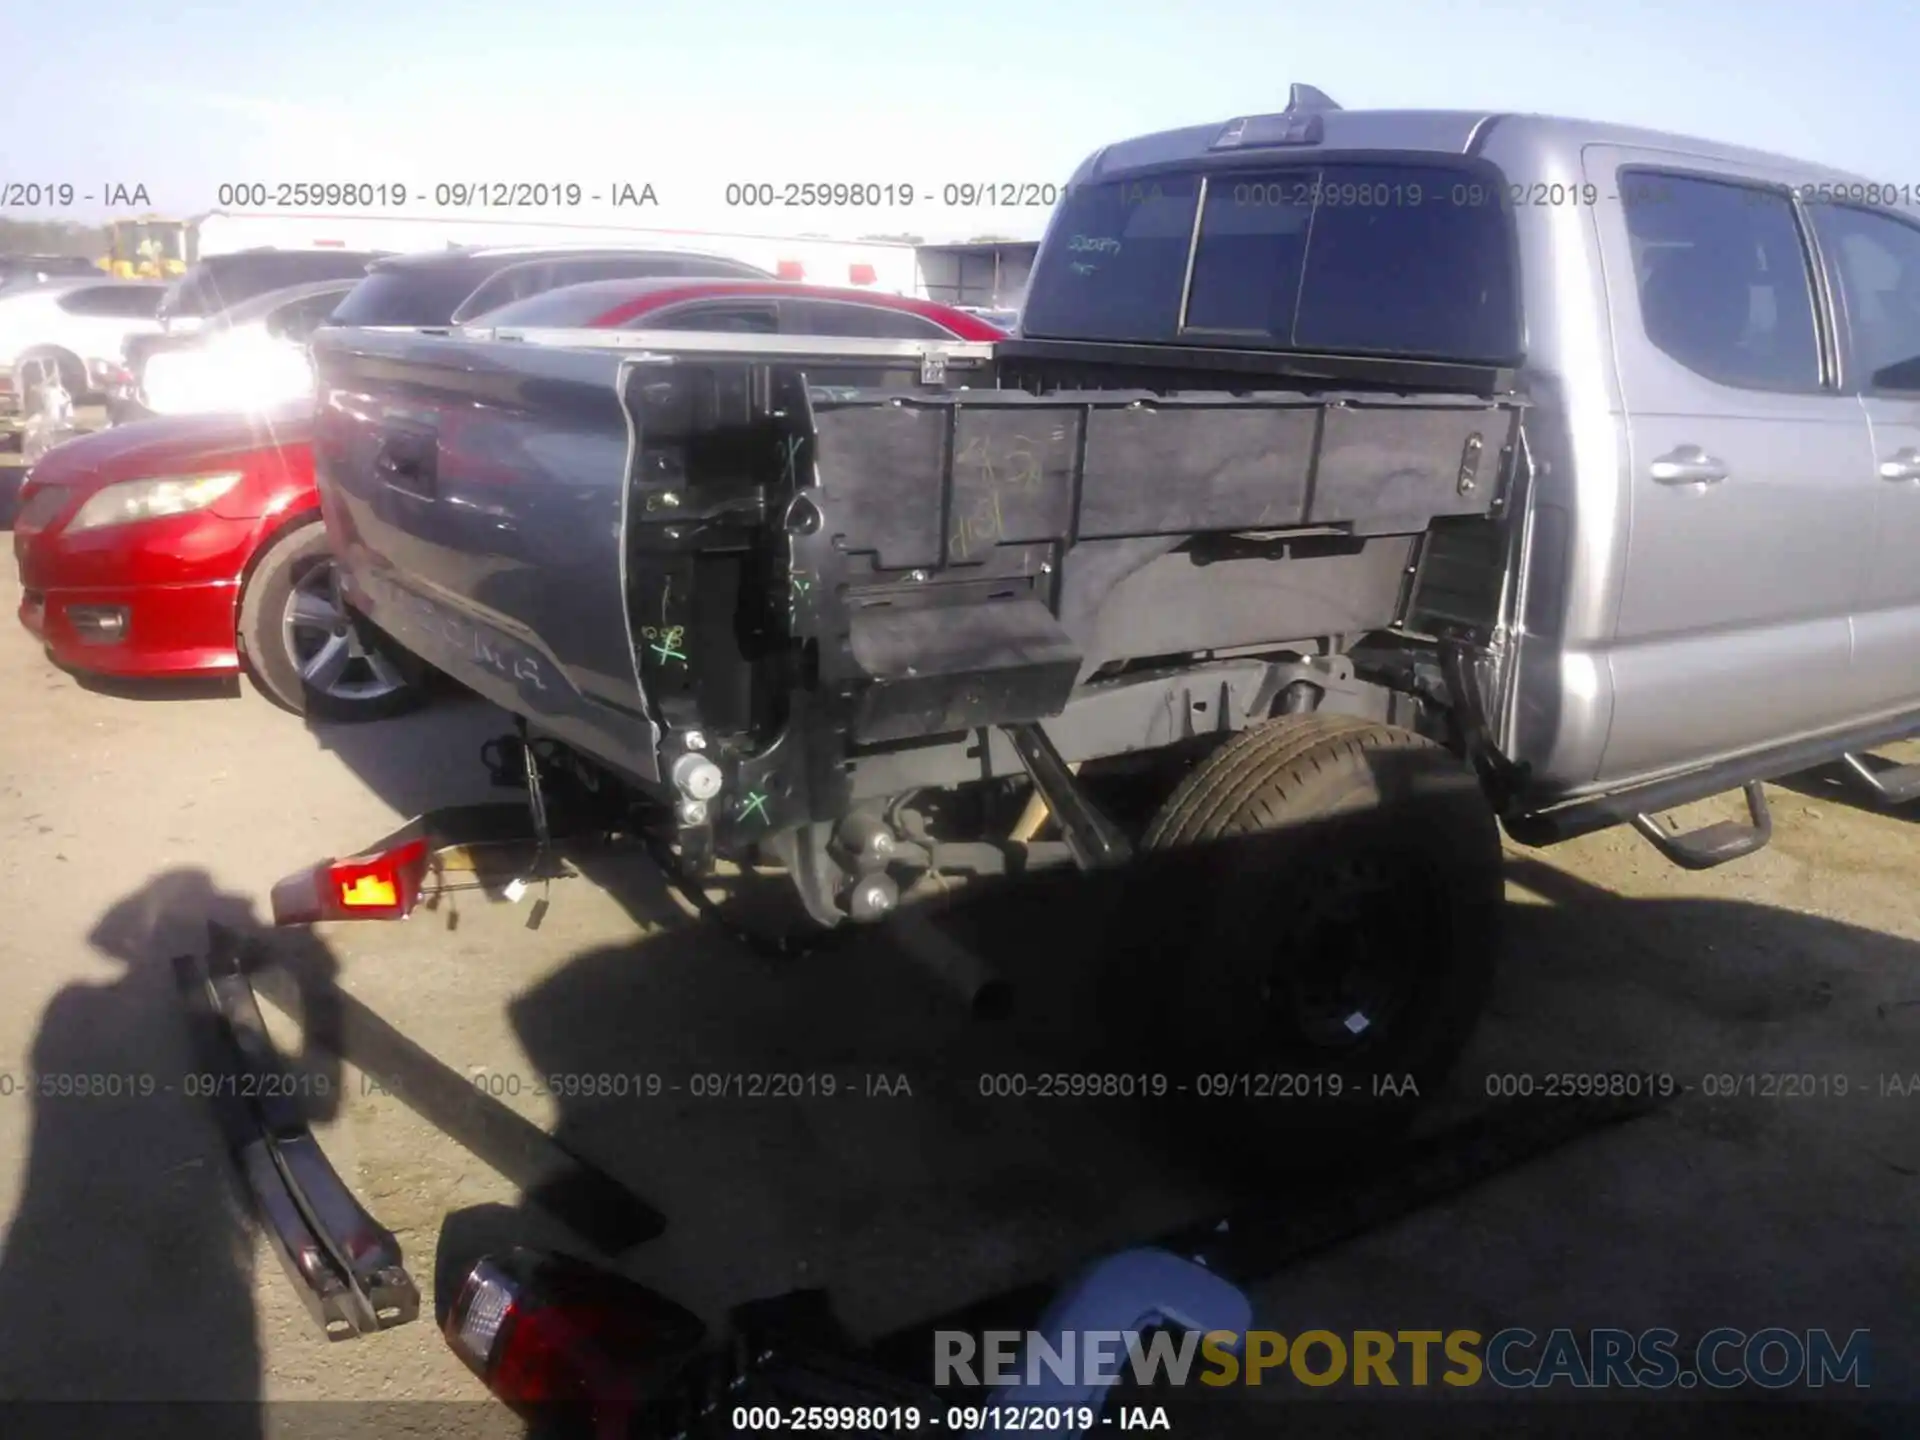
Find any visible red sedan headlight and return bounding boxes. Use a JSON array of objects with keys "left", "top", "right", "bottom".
[{"left": 65, "top": 471, "right": 244, "bottom": 533}]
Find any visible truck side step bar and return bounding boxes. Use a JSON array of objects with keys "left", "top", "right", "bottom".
[
  {"left": 1630, "top": 781, "right": 1772, "bottom": 871},
  {"left": 1840, "top": 750, "right": 1920, "bottom": 807},
  {"left": 1505, "top": 703, "right": 1920, "bottom": 850},
  {"left": 175, "top": 923, "right": 421, "bottom": 1340}
]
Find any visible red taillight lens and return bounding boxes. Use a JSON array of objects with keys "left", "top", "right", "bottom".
[
  {"left": 493, "top": 1304, "right": 618, "bottom": 1405},
  {"left": 271, "top": 837, "right": 430, "bottom": 924},
  {"left": 447, "top": 1250, "right": 705, "bottom": 1425},
  {"left": 776, "top": 259, "right": 805, "bottom": 281},
  {"left": 849, "top": 263, "right": 877, "bottom": 286},
  {"left": 330, "top": 838, "right": 428, "bottom": 913}
]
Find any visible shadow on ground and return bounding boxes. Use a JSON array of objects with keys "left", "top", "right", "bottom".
[
  {"left": 61, "top": 668, "right": 245, "bottom": 703},
  {"left": 1772, "top": 750, "right": 1920, "bottom": 821},
  {"left": 0, "top": 870, "right": 348, "bottom": 1438},
  {"left": 348, "top": 822, "right": 1920, "bottom": 1433},
  {"left": 6, "top": 705, "right": 1911, "bottom": 1434}
]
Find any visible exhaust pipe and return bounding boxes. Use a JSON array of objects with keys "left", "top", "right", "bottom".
[{"left": 888, "top": 904, "right": 1012, "bottom": 1021}]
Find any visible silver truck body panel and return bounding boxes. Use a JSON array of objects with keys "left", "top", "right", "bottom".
[{"left": 1475, "top": 119, "right": 1918, "bottom": 799}]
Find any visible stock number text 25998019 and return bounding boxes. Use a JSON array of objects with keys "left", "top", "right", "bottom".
[
  {"left": 720, "top": 181, "right": 1066, "bottom": 208},
  {"left": 977, "top": 1070, "right": 1420, "bottom": 1101},
  {"left": 1226, "top": 179, "right": 1617, "bottom": 210},
  {"left": 213, "top": 182, "right": 660, "bottom": 209},
  {"left": 460, "top": 1070, "right": 915, "bottom": 1100},
  {"left": 216, "top": 182, "right": 413, "bottom": 208}
]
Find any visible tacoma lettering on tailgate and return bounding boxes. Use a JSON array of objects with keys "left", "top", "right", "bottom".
[{"left": 362, "top": 570, "right": 548, "bottom": 691}]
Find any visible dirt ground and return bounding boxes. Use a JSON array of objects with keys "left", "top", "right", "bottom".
[{"left": 0, "top": 449, "right": 1914, "bottom": 1437}]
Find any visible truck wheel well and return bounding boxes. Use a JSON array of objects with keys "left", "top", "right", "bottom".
[{"left": 1111, "top": 712, "right": 1504, "bottom": 1104}]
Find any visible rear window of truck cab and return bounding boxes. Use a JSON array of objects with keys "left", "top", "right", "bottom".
[{"left": 1019, "top": 162, "right": 1520, "bottom": 365}]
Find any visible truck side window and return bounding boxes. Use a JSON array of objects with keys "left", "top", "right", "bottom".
[
  {"left": 1621, "top": 172, "right": 1821, "bottom": 391},
  {"left": 1806, "top": 204, "right": 1920, "bottom": 392}
]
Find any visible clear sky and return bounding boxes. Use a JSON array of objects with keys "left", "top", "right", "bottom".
[{"left": 8, "top": 0, "right": 1914, "bottom": 242}]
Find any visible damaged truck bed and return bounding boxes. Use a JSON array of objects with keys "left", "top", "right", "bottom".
[{"left": 311, "top": 324, "right": 1523, "bottom": 919}]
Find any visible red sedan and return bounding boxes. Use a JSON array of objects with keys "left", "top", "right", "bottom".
[{"left": 11, "top": 280, "right": 1001, "bottom": 720}]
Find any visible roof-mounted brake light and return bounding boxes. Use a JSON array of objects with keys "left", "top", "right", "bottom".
[{"left": 1211, "top": 82, "right": 1342, "bottom": 150}]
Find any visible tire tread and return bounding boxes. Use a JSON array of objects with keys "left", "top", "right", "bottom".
[
  {"left": 1122, "top": 712, "right": 1502, "bottom": 1112},
  {"left": 1144, "top": 713, "right": 1440, "bottom": 848}
]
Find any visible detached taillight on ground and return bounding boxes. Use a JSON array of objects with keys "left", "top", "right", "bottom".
[
  {"left": 270, "top": 837, "right": 430, "bottom": 924},
  {"left": 446, "top": 1248, "right": 705, "bottom": 1435}
]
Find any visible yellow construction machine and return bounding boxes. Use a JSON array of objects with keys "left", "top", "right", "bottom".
[{"left": 98, "top": 216, "right": 193, "bottom": 279}]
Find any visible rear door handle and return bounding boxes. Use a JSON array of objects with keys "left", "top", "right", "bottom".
[
  {"left": 1649, "top": 445, "right": 1728, "bottom": 486},
  {"left": 1878, "top": 447, "right": 1920, "bottom": 482},
  {"left": 375, "top": 429, "right": 437, "bottom": 497}
]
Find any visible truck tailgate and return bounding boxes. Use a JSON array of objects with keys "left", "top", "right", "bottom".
[
  {"left": 309, "top": 327, "right": 998, "bottom": 788},
  {"left": 312, "top": 326, "right": 658, "bottom": 778}
]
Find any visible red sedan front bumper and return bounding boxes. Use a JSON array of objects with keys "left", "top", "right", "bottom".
[{"left": 13, "top": 494, "right": 260, "bottom": 679}]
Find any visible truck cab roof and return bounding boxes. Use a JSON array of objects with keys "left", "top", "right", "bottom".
[{"left": 1076, "top": 86, "right": 1867, "bottom": 192}]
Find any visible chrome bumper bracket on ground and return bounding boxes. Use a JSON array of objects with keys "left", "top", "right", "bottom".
[{"left": 175, "top": 921, "right": 421, "bottom": 1341}]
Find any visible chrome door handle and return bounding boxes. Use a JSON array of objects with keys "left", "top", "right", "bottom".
[
  {"left": 1878, "top": 447, "right": 1920, "bottom": 481},
  {"left": 1650, "top": 445, "right": 1729, "bottom": 485}
]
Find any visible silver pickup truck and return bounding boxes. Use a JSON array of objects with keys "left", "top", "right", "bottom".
[{"left": 303, "top": 86, "right": 1920, "bottom": 1092}]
